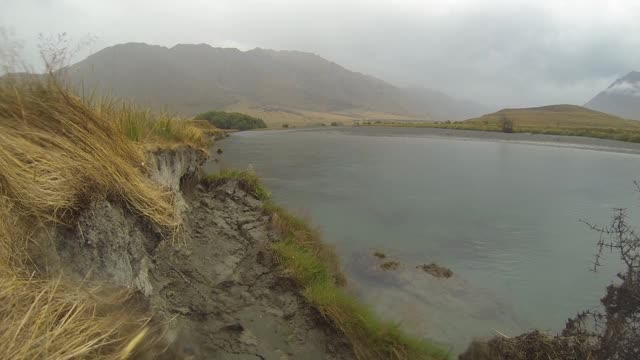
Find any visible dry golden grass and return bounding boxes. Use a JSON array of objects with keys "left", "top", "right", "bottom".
[
  {"left": 183, "top": 119, "right": 227, "bottom": 139},
  {"left": 0, "top": 76, "right": 182, "bottom": 228},
  {"left": 0, "top": 75, "right": 201, "bottom": 359},
  {"left": 93, "top": 99, "right": 210, "bottom": 149},
  {"left": 225, "top": 102, "right": 423, "bottom": 128},
  {"left": 0, "top": 272, "right": 151, "bottom": 360}
]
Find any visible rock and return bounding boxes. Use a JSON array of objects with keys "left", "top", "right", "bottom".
[
  {"left": 417, "top": 263, "right": 453, "bottom": 278},
  {"left": 379, "top": 261, "right": 400, "bottom": 271}
]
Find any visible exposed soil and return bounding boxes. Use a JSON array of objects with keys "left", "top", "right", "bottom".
[
  {"left": 149, "top": 181, "right": 354, "bottom": 359},
  {"left": 37, "top": 148, "right": 355, "bottom": 359}
]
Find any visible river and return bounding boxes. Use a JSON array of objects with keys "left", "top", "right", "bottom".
[{"left": 207, "top": 126, "right": 640, "bottom": 353}]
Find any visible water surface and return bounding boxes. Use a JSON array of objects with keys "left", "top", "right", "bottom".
[{"left": 208, "top": 127, "right": 640, "bottom": 352}]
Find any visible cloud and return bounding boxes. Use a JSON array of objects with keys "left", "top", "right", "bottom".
[
  {"left": 1, "top": 0, "right": 640, "bottom": 108},
  {"left": 606, "top": 81, "right": 640, "bottom": 97}
]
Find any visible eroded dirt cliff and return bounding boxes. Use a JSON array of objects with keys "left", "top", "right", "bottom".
[{"left": 36, "top": 148, "right": 354, "bottom": 359}]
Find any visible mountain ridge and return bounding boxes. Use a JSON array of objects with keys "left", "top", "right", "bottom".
[
  {"left": 585, "top": 71, "right": 640, "bottom": 120},
  {"left": 64, "top": 42, "right": 488, "bottom": 125}
]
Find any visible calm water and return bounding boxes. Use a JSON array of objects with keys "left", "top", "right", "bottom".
[{"left": 209, "top": 127, "right": 640, "bottom": 352}]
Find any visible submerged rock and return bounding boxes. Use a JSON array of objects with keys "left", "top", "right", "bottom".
[
  {"left": 380, "top": 261, "right": 400, "bottom": 271},
  {"left": 373, "top": 251, "right": 386, "bottom": 259},
  {"left": 417, "top": 263, "right": 453, "bottom": 278}
]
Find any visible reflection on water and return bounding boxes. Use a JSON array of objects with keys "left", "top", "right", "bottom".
[{"left": 209, "top": 127, "right": 640, "bottom": 352}]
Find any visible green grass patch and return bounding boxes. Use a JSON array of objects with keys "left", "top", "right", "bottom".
[
  {"left": 203, "top": 168, "right": 271, "bottom": 201},
  {"left": 273, "top": 239, "right": 449, "bottom": 360},
  {"left": 205, "top": 169, "right": 450, "bottom": 359}
]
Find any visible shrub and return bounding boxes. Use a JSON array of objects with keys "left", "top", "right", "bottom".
[
  {"left": 499, "top": 114, "right": 514, "bottom": 133},
  {"left": 195, "top": 111, "right": 267, "bottom": 131}
]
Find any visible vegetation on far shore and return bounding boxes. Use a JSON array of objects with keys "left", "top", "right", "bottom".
[
  {"left": 367, "top": 105, "right": 640, "bottom": 143},
  {"left": 205, "top": 168, "right": 450, "bottom": 360},
  {"left": 195, "top": 110, "right": 267, "bottom": 131}
]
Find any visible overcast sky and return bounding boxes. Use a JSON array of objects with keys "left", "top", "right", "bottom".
[{"left": 2, "top": 0, "right": 640, "bottom": 108}]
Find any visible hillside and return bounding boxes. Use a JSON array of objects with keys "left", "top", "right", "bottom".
[
  {"left": 466, "top": 104, "right": 640, "bottom": 129},
  {"left": 585, "top": 71, "right": 640, "bottom": 120},
  {"left": 64, "top": 42, "right": 486, "bottom": 125},
  {"left": 376, "top": 104, "right": 640, "bottom": 143}
]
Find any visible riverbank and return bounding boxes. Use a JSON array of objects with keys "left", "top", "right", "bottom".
[
  {"left": 212, "top": 126, "right": 640, "bottom": 355},
  {"left": 340, "top": 126, "right": 640, "bottom": 154},
  {"left": 0, "top": 77, "right": 449, "bottom": 359}
]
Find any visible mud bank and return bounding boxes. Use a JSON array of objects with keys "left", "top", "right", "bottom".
[{"left": 36, "top": 147, "right": 354, "bottom": 359}]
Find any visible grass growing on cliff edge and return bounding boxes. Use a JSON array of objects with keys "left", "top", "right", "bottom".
[
  {"left": 93, "top": 98, "right": 210, "bottom": 148},
  {"left": 0, "top": 75, "right": 195, "bottom": 358},
  {"left": 208, "top": 168, "right": 450, "bottom": 360},
  {"left": 204, "top": 168, "right": 271, "bottom": 201},
  {"left": 0, "top": 76, "right": 182, "bottom": 228}
]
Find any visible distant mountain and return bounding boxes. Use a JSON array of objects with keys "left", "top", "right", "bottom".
[
  {"left": 466, "top": 104, "right": 639, "bottom": 129},
  {"left": 585, "top": 72, "right": 640, "bottom": 120},
  {"left": 404, "top": 86, "right": 488, "bottom": 121},
  {"left": 63, "top": 42, "right": 487, "bottom": 125}
]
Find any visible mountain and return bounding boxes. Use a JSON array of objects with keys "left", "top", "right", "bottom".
[
  {"left": 585, "top": 72, "right": 640, "bottom": 120},
  {"left": 466, "top": 104, "right": 640, "bottom": 129},
  {"left": 404, "top": 86, "right": 488, "bottom": 121},
  {"left": 63, "top": 42, "right": 487, "bottom": 125}
]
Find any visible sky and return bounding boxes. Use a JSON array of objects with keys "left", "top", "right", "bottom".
[{"left": 2, "top": 0, "right": 640, "bottom": 108}]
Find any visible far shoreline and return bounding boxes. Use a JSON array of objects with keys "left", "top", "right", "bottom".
[{"left": 279, "top": 125, "right": 640, "bottom": 155}]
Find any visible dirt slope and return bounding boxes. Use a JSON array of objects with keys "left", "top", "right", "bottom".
[
  {"left": 150, "top": 180, "right": 353, "bottom": 359},
  {"left": 36, "top": 148, "right": 354, "bottom": 359}
]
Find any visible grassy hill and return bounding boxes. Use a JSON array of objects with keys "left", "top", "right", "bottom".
[
  {"left": 466, "top": 104, "right": 640, "bottom": 129},
  {"left": 375, "top": 104, "right": 640, "bottom": 143}
]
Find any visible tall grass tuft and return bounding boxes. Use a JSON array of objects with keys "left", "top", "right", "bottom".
[
  {"left": 93, "top": 98, "right": 209, "bottom": 148},
  {"left": 0, "top": 76, "right": 181, "bottom": 228},
  {"left": 0, "top": 271, "right": 152, "bottom": 360},
  {"left": 0, "top": 75, "right": 194, "bottom": 358}
]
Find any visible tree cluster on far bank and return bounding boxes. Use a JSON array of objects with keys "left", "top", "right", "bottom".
[{"left": 194, "top": 111, "right": 267, "bottom": 131}]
